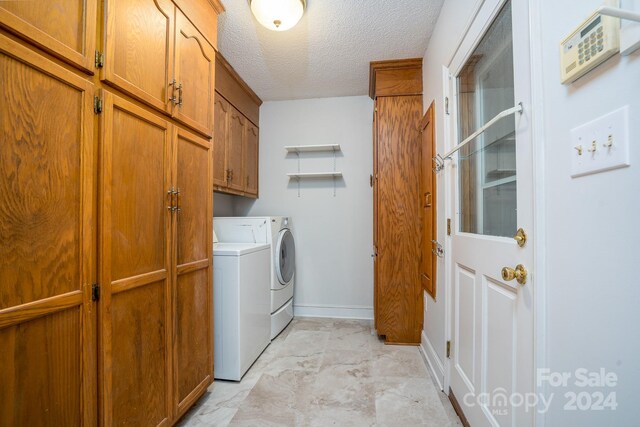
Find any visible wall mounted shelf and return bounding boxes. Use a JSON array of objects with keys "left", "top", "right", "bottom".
[
  {"left": 287, "top": 172, "right": 343, "bottom": 179},
  {"left": 285, "top": 144, "right": 341, "bottom": 153},
  {"left": 285, "top": 144, "right": 342, "bottom": 197}
]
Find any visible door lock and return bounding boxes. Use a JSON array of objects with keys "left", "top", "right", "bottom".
[
  {"left": 501, "top": 264, "right": 528, "bottom": 285},
  {"left": 513, "top": 228, "right": 527, "bottom": 247}
]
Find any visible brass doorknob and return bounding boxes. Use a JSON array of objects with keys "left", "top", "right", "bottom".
[{"left": 501, "top": 264, "right": 527, "bottom": 285}]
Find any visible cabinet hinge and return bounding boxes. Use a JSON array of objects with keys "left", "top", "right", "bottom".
[
  {"left": 92, "top": 284, "right": 100, "bottom": 302},
  {"left": 95, "top": 50, "right": 104, "bottom": 69},
  {"left": 446, "top": 340, "right": 451, "bottom": 358},
  {"left": 94, "top": 96, "right": 103, "bottom": 114},
  {"left": 445, "top": 97, "right": 449, "bottom": 115},
  {"left": 447, "top": 218, "right": 451, "bottom": 236}
]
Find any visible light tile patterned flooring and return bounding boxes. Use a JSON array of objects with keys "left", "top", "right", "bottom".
[{"left": 178, "top": 317, "right": 462, "bottom": 426}]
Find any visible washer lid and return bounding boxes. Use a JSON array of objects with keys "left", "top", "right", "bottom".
[
  {"left": 213, "top": 243, "right": 270, "bottom": 256},
  {"left": 276, "top": 229, "right": 295, "bottom": 284}
]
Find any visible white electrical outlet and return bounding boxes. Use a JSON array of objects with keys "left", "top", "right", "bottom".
[{"left": 571, "top": 106, "right": 630, "bottom": 178}]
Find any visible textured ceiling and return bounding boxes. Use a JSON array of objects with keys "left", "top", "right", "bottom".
[{"left": 217, "top": 0, "right": 444, "bottom": 101}]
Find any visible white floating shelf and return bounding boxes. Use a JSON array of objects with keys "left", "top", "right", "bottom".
[
  {"left": 285, "top": 144, "right": 341, "bottom": 153},
  {"left": 287, "top": 172, "right": 343, "bottom": 179}
]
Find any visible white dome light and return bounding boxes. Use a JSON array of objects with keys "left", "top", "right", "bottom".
[{"left": 250, "top": 0, "right": 306, "bottom": 32}]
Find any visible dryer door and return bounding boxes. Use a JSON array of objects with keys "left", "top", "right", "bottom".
[{"left": 276, "top": 229, "right": 295, "bottom": 286}]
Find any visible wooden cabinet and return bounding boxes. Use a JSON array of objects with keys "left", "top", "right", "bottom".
[
  {"left": 173, "top": 127, "right": 213, "bottom": 418},
  {"left": 100, "top": 93, "right": 213, "bottom": 425},
  {"left": 370, "top": 59, "right": 424, "bottom": 344},
  {"left": 421, "top": 103, "right": 437, "bottom": 299},
  {"left": 0, "top": 34, "right": 97, "bottom": 426},
  {"left": 1, "top": 0, "right": 221, "bottom": 425},
  {"left": 173, "top": 8, "right": 216, "bottom": 136},
  {"left": 0, "top": 0, "right": 97, "bottom": 72},
  {"left": 102, "top": 0, "right": 221, "bottom": 136},
  {"left": 103, "top": 0, "right": 175, "bottom": 114},
  {"left": 244, "top": 122, "right": 259, "bottom": 197},
  {"left": 213, "top": 52, "right": 262, "bottom": 198},
  {"left": 227, "top": 106, "right": 247, "bottom": 192}
]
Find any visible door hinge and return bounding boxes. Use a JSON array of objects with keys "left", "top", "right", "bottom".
[
  {"left": 445, "top": 97, "right": 449, "bottom": 115},
  {"left": 95, "top": 50, "right": 104, "bottom": 69},
  {"left": 91, "top": 283, "right": 100, "bottom": 302},
  {"left": 93, "top": 96, "right": 103, "bottom": 114},
  {"left": 446, "top": 340, "right": 451, "bottom": 358},
  {"left": 447, "top": 218, "right": 451, "bottom": 236}
]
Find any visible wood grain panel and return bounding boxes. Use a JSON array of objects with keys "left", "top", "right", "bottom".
[
  {"left": 213, "top": 92, "right": 229, "bottom": 187},
  {"left": 215, "top": 52, "right": 261, "bottom": 126},
  {"left": 375, "top": 95, "right": 423, "bottom": 344},
  {"left": 173, "top": 0, "right": 223, "bottom": 49},
  {"left": 227, "top": 106, "right": 246, "bottom": 192},
  {"left": 373, "top": 100, "right": 379, "bottom": 332},
  {"left": 0, "top": 0, "right": 96, "bottom": 71},
  {"left": 369, "top": 58, "right": 422, "bottom": 99},
  {"left": 173, "top": 8, "right": 215, "bottom": 136},
  {"left": 243, "top": 122, "right": 259, "bottom": 197},
  {"left": 421, "top": 102, "right": 437, "bottom": 299},
  {"left": 174, "top": 269, "right": 211, "bottom": 411},
  {"left": 100, "top": 91, "right": 172, "bottom": 427},
  {"left": 0, "top": 308, "right": 82, "bottom": 426},
  {"left": 111, "top": 281, "right": 169, "bottom": 426},
  {"left": 173, "top": 127, "right": 212, "bottom": 417},
  {"left": 0, "top": 34, "right": 96, "bottom": 425},
  {"left": 175, "top": 128, "right": 211, "bottom": 266},
  {"left": 103, "top": 0, "right": 174, "bottom": 113}
]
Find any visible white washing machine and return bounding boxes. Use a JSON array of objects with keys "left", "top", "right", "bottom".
[
  {"left": 214, "top": 216, "right": 295, "bottom": 339},
  {"left": 213, "top": 242, "right": 271, "bottom": 380}
]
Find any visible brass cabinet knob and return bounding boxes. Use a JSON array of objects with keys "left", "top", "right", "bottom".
[{"left": 501, "top": 264, "right": 527, "bottom": 285}]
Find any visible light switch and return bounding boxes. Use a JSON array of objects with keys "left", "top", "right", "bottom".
[{"left": 571, "top": 106, "right": 630, "bottom": 178}]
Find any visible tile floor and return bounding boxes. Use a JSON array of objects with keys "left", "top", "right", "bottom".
[{"left": 178, "top": 317, "right": 462, "bottom": 426}]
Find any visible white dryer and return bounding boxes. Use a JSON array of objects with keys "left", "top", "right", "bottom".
[{"left": 214, "top": 216, "right": 295, "bottom": 339}]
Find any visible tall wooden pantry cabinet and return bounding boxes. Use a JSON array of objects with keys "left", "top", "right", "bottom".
[
  {"left": 370, "top": 59, "right": 424, "bottom": 344},
  {"left": 0, "top": 0, "right": 223, "bottom": 425}
]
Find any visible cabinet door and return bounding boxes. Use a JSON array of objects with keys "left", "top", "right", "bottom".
[
  {"left": 99, "top": 92, "right": 173, "bottom": 427},
  {"left": 227, "top": 106, "right": 246, "bottom": 192},
  {"left": 173, "top": 8, "right": 215, "bottom": 136},
  {"left": 213, "top": 93, "right": 229, "bottom": 188},
  {"left": 0, "top": 0, "right": 96, "bottom": 72},
  {"left": 375, "top": 95, "right": 423, "bottom": 344},
  {"left": 243, "top": 122, "right": 259, "bottom": 197},
  {"left": 0, "top": 35, "right": 96, "bottom": 426},
  {"left": 103, "top": 0, "right": 174, "bottom": 113},
  {"left": 173, "top": 128, "right": 213, "bottom": 418}
]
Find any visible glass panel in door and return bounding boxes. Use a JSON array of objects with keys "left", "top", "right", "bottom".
[{"left": 457, "top": 1, "right": 516, "bottom": 237}]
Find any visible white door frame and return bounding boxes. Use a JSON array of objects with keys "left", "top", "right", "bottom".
[{"left": 440, "top": 0, "right": 547, "bottom": 424}]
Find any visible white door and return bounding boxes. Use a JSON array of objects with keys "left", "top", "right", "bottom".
[{"left": 447, "top": 1, "right": 535, "bottom": 425}]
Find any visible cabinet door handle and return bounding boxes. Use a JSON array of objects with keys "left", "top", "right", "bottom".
[
  {"left": 177, "top": 83, "right": 183, "bottom": 106},
  {"left": 175, "top": 188, "right": 181, "bottom": 213}
]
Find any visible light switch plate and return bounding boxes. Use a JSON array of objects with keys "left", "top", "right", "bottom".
[{"left": 571, "top": 106, "right": 630, "bottom": 178}]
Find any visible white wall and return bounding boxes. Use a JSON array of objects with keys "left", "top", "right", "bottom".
[
  {"left": 422, "top": 0, "right": 640, "bottom": 423},
  {"left": 213, "top": 192, "right": 236, "bottom": 216},
  {"left": 235, "top": 96, "right": 375, "bottom": 319},
  {"left": 420, "top": 0, "right": 479, "bottom": 388},
  {"left": 539, "top": 0, "right": 640, "bottom": 424}
]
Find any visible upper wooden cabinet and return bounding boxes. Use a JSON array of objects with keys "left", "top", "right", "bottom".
[
  {"left": 103, "top": 0, "right": 175, "bottom": 114},
  {"left": 244, "top": 123, "right": 259, "bottom": 197},
  {"left": 174, "top": 8, "right": 215, "bottom": 136},
  {"left": 102, "top": 0, "right": 223, "bottom": 136},
  {"left": 0, "top": 0, "right": 97, "bottom": 72},
  {"left": 213, "top": 52, "right": 262, "bottom": 198}
]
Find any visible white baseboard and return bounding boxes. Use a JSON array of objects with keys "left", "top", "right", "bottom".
[
  {"left": 293, "top": 303, "right": 374, "bottom": 320},
  {"left": 420, "top": 330, "right": 445, "bottom": 391}
]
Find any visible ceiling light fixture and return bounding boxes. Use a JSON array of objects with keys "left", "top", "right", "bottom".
[{"left": 250, "top": 0, "right": 306, "bottom": 32}]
